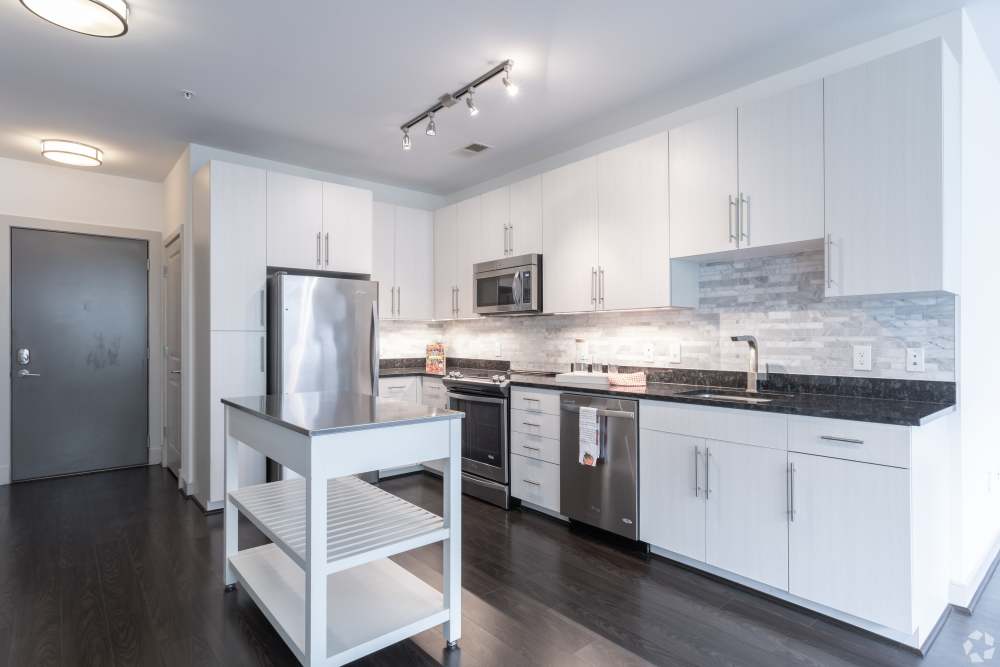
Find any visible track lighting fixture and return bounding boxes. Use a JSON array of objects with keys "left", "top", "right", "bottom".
[
  {"left": 466, "top": 88, "right": 479, "bottom": 117},
  {"left": 398, "top": 59, "right": 517, "bottom": 150},
  {"left": 502, "top": 63, "right": 518, "bottom": 97}
]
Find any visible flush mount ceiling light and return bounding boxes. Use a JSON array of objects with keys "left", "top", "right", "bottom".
[
  {"left": 399, "top": 59, "right": 516, "bottom": 150},
  {"left": 41, "top": 139, "right": 103, "bottom": 166},
  {"left": 21, "top": 0, "right": 129, "bottom": 37}
]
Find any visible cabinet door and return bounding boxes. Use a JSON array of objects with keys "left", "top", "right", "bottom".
[
  {"left": 394, "top": 206, "right": 434, "bottom": 320},
  {"left": 668, "top": 110, "right": 738, "bottom": 258},
  {"left": 378, "top": 376, "right": 418, "bottom": 403},
  {"left": 454, "top": 196, "right": 480, "bottom": 318},
  {"left": 638, "top": 430, "right": 706, "bottom": 562},
  {"left": 266, "top": 171, "right": 323, "bottom": 270},
  {"left": 208, "top": 162, "right": 267, "bottom": 332},
  {"left": 322, "top": 182, "right": 373, "bottom": 274},
  {"left": 788, "top": 453, "right": 910, "bottom": 631},
  {"left": 509, "top": 175, "right": 542, "bottom": 255},
  {"left": 824, "top": 40, "right": 953, "bottom": 297},
  {"left": 597, "top": 133, "right": 670, "bottom": 310},
  {"left": 705, "top": 440, "right": 789, "bottom": 590},
  {"left": 480, "top": 186, "right": 509, "bottom": 260},
  {"left": 209, "top": 331, "right": 267, "bottom": 502},
  {"left": 433, "top": 205, "right": 457, "bottom": 319},
  {"left": 738, "top": 81, "right": 824, "bottom": 249},
  {"left": 542, "top": 157, "right": 599, "bottom": 314},
  {"left": 372, "top": 202, "right": 396, "bottom": 320}
]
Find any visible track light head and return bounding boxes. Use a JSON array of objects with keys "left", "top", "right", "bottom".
[
  {"left": 502, "top": 63, "right": 518, "bottom": 97},
  {"left": 466, "top": 88, "right": 479, "bottom": 117},
  {"left": 401, "top": 128, "right": 412, "bottom": 151},
  {"left": 425, "top": 113, "right": 437, "bottom": 136}
]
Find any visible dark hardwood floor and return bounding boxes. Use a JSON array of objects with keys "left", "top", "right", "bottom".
[{"left": 0, "top": 466, "right": 995, "bottom": 666}]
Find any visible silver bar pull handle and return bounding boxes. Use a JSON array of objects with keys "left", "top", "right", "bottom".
[
  {"left": 324, "top": 232, "right": 330, "bottom": 266},
  {"left": 739, "top": 193, "right": 749, "bottom": 244},
  {"left": 522, "top": 422, "right": 541, "bottom": 428},
  {"left": 728, "top": 195, "right": 738, "bottom": 243},
  {"left": 522, "top": 479, "right": 541, "bottom": 486},
  {"left": 316, "top": 232, "right": 322, "bottom": 266},
  {"left": 17, "top": 369, "right": 40, "bottom": 377},
  {"left": 371, "top": 302, "right": 379, "bottom": 396},
  {"left": 826, "top": 233, "right": 834, "bottom": 289},
  {"left": 522, "top": 445, "right": 541, "bottom": 452},
  {"left": 695, "top": 446, "right": 702, "bottom": 498},
  {"left": 819, "top": 435, "right": 865, "bottom": 445},
  {"left": 509, "top": 225, "right": 514, "bottom": 255},
  {"left": 599, "top": 267, "right": 605, "bottom": 307},
  {"left": 396, "top": 286, "right": 401, "bottom": 317},
  {"left": 704, "top": 447, "right": 712, "bottom": 499},
  {"left": 789, "top": 462, "right": 797, "bottom": 521},
  {"left": 260, "top": 289, "right": 266, "bottom": 327},
  {"left": 591, "top": 267, "right": 597, "bottom": 305},
  {"left": 259, "top": 336, "right": 265, "bottom": 373}
]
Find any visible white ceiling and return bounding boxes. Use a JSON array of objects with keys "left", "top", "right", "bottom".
[{"left": 0, "top": 0, "right": 973, "bottom": 194}]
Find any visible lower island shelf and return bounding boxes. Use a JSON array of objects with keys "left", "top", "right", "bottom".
[{"left": 229, "top": 543, "right": 449, "bottom": 665}]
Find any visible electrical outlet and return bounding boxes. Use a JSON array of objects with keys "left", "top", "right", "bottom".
[
  {"left": 906, "top": 347, "right": 925, "bottom": 373},
  {"left": 643, "top": 343, "right": 655, "bottom": 363},
  {"left": 494, "top": 341, "right": 503, "bottom": 359},
  {"left": 667, "top": 342, "right": 682, "bottom": 365},
  {"left": 853, "top": 345, "right": 872, "bottom": 371}
]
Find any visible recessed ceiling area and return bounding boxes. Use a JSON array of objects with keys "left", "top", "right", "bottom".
[{"left": 0, "top": 0, "right": 974, "bottom": 193}]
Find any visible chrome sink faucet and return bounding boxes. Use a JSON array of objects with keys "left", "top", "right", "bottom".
[{"left": 731, "top": 335, "right": 761, "bottom": 393}]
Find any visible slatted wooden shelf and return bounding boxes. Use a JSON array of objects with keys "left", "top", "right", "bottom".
[{"left": 229, "top": 476, "right": 448, "bottom": 574}]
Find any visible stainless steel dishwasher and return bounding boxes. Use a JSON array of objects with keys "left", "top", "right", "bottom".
[{"left": 559, "top": 393, "right": 639, "bottom": 540}]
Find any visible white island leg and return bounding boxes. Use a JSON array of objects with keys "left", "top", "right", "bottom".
[
  {"left": 442, "top": 418, "right": 462, "bottom": 647},
  {"left": 224, "top": 409, "right": 239, "bottom": 590},
  {"left": 305, "top": 452, "right": 328, "bottom": 666}
]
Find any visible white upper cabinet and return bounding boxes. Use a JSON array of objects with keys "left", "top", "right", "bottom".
[
  {"left": 454, "top": 196, "right": 480, "bottom": 318},
  {"left": 372, "top": 202, "right": 396, "bottom": 320},
  {"left": 597, "top": 133, "right": 684, "bottom": 310},
  {"left": 480, "top": 186, "right": 510, "bottom": 261},
  {"left": 508, "top": 175, "right": 542, "bottom": 256},
  {"left": 738, "top": 81, "right": 824, "bottom": 249},
  {"left": 669, "top": 110, "right": 739, "bottom": 258},
  {"left": 393, "top": 206, "right": 434, "bottom": 320},
  {"left": 433, "top": 205, "right": 457, "bottom": 320},
  {"left": 824, "top": 39, "right": 958, "bottom": 297},
  {"left": 205, "top": 161, "right": 267, "bottom": 332},
  {"left": 322, "top": 182, "right": 372, "bottom": 274},
  {"left": 542, "top": 157, "right": 599, "bottom": 314},
  {"left": 266, "top": 171, "right": 323, "bottom": 270}
]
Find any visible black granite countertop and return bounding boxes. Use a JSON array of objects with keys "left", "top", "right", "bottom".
[
  {"left": 221, "top": 391, "right": 463, "bottom": 436},
  {"left": 508, "top": 374, "right": 954, "bottom": 427}
]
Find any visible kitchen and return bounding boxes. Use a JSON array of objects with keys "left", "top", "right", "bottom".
[{"left": 0, "top": 2, "right": 998, "bottom": 666}]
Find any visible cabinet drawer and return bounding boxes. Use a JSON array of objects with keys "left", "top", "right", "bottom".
[
  {"left": 379, "top": 376, "right": 418, "bottom": 403},
  {"left": 511, "top": 388, "right": 561, "bottom": 415},
  {"left": 640, "top": 400, "right": 787, "bottom": 450},
  {"left": 788, "top": 417, "right": 909, "bottom": 468},
  {"left": 510, "top": 408, "right": 560, "bottom": 440},
  {"left": 511, "top": 430, "right": 560, "bottom": 465},
  {"left": 511, "top": 454, "right": 560, "bottom": 512},
  {"left": 421, "top": 377, "right": 447, "bottom": 408}
]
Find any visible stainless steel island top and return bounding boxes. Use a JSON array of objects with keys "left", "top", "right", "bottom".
[{"left": 221, "top": 390, "right": 463, "bottom": 437}]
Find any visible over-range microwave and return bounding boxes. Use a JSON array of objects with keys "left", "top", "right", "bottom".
[{"left": 473, "top": 253, "right": 542, "bottom": 315}]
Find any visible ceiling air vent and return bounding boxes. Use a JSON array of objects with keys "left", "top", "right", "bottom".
[{"left": 463, "top": 143, "right": 491, "bottom": 154}]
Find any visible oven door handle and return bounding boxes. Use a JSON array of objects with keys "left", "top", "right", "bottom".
[{"left": 446, "top": 391, "right": 508, "bottom": 406}]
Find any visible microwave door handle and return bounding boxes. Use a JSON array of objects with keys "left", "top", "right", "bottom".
[{"left": 512, "top": 272, "right": 522, "bottom": 306}]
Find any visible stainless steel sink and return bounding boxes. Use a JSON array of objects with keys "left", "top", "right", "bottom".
[{"left": 677, "top": 389, "right": 793, "bottom": 405}]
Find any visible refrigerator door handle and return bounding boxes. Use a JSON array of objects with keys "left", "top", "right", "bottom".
[{"left": 371, "top": 301, "right": 379, "bottom": 396}]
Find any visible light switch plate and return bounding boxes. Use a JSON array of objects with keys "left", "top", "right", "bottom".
[
  {"left": 494, "top": 341, "right": 503, "bottom": 359},
  {"left": 853, "top": 345, "right": 872, "bottom": 371},
  {"left": 667, "top": 342, "right": 682, "bottom": 365},
  {"left": 906, "top": 347, "right": 925, "bottom": 373},
  {"left": 643, "top": 343, "right": 655, "bottom": 363}
]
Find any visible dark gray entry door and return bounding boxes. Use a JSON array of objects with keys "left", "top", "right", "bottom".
[{"left": 11, "top": 228, "right": 149, "bottom": 481}]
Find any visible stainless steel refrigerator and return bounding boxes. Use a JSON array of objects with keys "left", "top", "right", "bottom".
[{"left": 266, "top": 271, "right": 380, "bottom": 480}]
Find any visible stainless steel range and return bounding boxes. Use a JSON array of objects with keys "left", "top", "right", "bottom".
[{"left": 442, "top": 370, "right": 512, "bottom": 509}]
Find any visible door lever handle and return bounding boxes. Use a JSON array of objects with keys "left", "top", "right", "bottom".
[{"left": 17, "top": 369, "right": 40, "bottom": 377}]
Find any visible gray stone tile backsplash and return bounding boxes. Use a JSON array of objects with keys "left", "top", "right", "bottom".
[{"left": 380, "top": 250, "right": 956, "bottom": 382}]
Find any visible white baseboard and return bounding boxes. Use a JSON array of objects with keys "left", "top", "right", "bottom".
[
  {"left": 147, "top": 446, "right": 162, "bottom": 465},
  {"left": 0, "top": 465, "right": 9, "bottom": 486},
  {"left": 950, "top": 532, "right": 1000, "bottom": 610}
]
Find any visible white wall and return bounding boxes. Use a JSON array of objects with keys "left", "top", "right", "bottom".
[{"left": 0, "top": 156, "right": 163, "bottom": 231}]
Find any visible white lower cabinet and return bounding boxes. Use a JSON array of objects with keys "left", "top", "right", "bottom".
[
  {"left": 378, "top": 376, "right": 419, "bottom": 403},
  {"left": 788, "top": 452, "right": 910, "bottom": 631},
  {"left": 511, "top": 453, "right": 560, "bottom": 513},
  {"left": 420, "top": 377, "right": 447, "bottom": 409},
  {"left": 639, "top": 430, "right": 706, "bottom": 561},
  {"left": 705, "top": 439, "right": 789, "bottom": 590}
]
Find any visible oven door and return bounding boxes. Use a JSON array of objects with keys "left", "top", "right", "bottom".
[
  {"left": 474, "top": 265, "right": 538, "bottom": 314},
  {"left": 448, "top": 392, "right": 508, "bottom": 484}
]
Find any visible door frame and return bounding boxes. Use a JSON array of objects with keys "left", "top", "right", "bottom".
[
  {"left": 0, "top": 215, "right": 163, "bottom": 485},
  {"left": 162, "top": 226, "right": 190, "bottom": 492}
]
